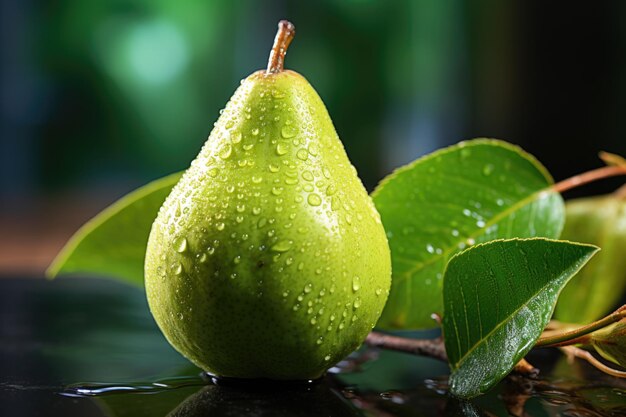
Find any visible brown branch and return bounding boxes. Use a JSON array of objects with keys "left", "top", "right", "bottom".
[
  {"left": 552, "top": 165, "right": 626, "bottom": 193},
  {"left": 364, "top": 332, "right": 447, "bottom": 362},
  {"left": 599, "top": 151, "right": 626, "bottom": 168},
  {"left": 559, "top": 346, "right": 626, "bottom": 378},
  {"left": 513, "top": 358, "right": 539, "bottom": 377},
  {"left": 364, "top": 332, "right": 538, "bottom": 376},
  {"left": 535, "top": 305, "right": 626, "bottom": 348}
]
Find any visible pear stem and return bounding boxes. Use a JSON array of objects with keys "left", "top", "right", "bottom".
[{"left": 267, "top": 20, "right": 296, "bottom": 74}]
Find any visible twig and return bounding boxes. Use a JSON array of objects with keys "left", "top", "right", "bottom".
[
  {"left": 552, "top": 165, "right": 626, "bottom": 193},
  {"left": 599, "top": 151, "right": 626, "bottom": 168},
  {"left": 535, "top": 305, "right": 626, "bottom": 348},
  {"left": 559, "top": 346, "right": 626, "bottom": 378},
  {"left": 364, "top": 332, "right": 538, "bottom": 376},
  {"left": 364, "top": 332, "right": 447, "bottom": 362},
  {"left": 513, "top": 358, "right": 539, "bottom": 377}
]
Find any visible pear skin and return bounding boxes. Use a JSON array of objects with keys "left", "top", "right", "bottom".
[{"left": 145, "top": 21, "right": 391, "bottom": 380}]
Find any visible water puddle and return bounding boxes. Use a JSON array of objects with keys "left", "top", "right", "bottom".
[
  {"left": 3, "top": 278, "right": 625, "bottom": 416},
  {"left": 63, "top": 375, "right": 208, "bottom": 397},
  {"left": 56, "top": 350, "right": 626, "bottom": 417}
]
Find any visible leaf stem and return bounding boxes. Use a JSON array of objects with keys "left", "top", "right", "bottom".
[
  {"left": 559, "top": 345, "right": 626, "bottom": 378},
  {"left": 266, "top": 20, "right": 295, "bottom": 74},
  {"left": 552, "top": 166, "right": 626, "bottom": 193},
  {"left": 535, "top": 305, "right": 626, "bottom": 348}
]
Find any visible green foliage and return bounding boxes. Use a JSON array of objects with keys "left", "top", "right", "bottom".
[
  {"left": 47, "top": 172, "right": 182, "bottom": 286},
  {"left": 442, "top": 238, "right": 598, "bottom": 398},
  {"left": 591, "top": 319, "right": 626, "bottom": 368},
  {"left": 554, "top": 195, "right": 626, "bottom": 323},
  {"left": 47, "top": 138, "right": 626, "bottom": 398},
  {"left": 372, "top": 139, "right": 565, "bottom": 330}
]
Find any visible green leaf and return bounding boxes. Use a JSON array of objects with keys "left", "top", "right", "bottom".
[
  {"left": 591, "top": 319, "right": 626, "bottom": 368},
  {"left": 443, "top": 238, "right": 598, "bottom": 399},
  {"left": 46, "top": 172, "right": 183, "bottom": 286},
  {"left": 372, "top": 139, "right": 565, "bottom": 330},
  {"left": 554, "top": 195, "right": 626, "bottom": 323}
]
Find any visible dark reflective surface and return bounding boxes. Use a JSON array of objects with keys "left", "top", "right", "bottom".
[{"left": 1, "top": 277, "right": 625, "bottom": 416}]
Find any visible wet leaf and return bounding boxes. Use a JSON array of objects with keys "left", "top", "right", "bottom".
[
  {"left": 443, "top": 238, "right": 597, "bottom": 399},
  {"left": 554, "top": 195, "right": 626, "bottom": 323},
  {"left": 372, "top": 139, "right": 565, "bottom": 330},
  {"left": 46, "top": 172, "right": 183, "bottom": 286},
  {"left": 591, "top": 319, "right": 626, "bottom": 368}
]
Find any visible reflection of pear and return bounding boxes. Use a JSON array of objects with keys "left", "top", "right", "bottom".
[
  {"left": 144, "top": 21, "right": 391, "bottom": 380},
  {"left": 555, "top": 194, "right": 626, "bottom": 323},
  {"left": 167, "top": 382, "right": 361, "bottom": 417}
]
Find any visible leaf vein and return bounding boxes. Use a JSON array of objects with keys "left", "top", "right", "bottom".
[{"left": 451, "top": 274, "right": 566, "bottom": 370}]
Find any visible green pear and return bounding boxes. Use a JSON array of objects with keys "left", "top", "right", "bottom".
[
  {"left": 145, "top": 21, "right": 391, "bottom": 380},
  {"left": 554, "top": 193, "right": 626, "bottom": 324}
]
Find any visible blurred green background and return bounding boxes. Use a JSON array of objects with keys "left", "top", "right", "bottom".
[{"left": 1, "top": 0, "right": 626, "bottom": 274}]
